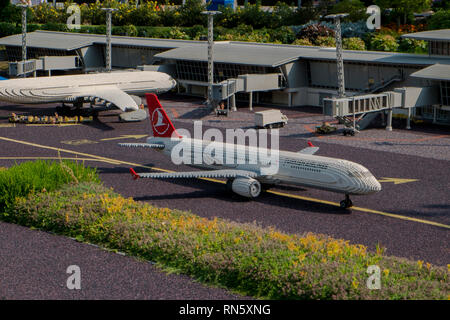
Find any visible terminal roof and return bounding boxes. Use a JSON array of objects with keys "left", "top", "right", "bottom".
[
  {"left": 401, "top": 29, "right": 450, "bottom": 42},
  {"left": 410, "top": 63, "right": 450, "bottom": 81}
]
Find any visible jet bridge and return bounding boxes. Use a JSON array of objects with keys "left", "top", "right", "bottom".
[
  {"left": 212, "top": 73, "right": 285, "bottom": 111},
  {"left": 323, "top": 86, "right": 439, "bottom": 131}
]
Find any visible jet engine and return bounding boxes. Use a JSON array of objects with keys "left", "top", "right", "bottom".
[{"left": 231, "top": 177, "right": 262, "bottom": 198}]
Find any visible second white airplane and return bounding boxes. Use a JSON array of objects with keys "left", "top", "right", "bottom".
[
  {"left": 120, "top": 94, "right": 381, "bottom": 208},
  {"left": 0, "top": 70, "right": 176, "bottom": 114}
]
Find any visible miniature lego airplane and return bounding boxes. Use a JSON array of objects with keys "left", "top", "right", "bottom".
[
  {"left": 0, "top": 71, "right": 176, "bottom": 115},
  {"left": 120, "top": 94, "right": 381, "bottom": 208}
]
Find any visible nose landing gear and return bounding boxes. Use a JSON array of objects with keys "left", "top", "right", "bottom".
[{"left": 340, "top": 194, "right": 353, "bottom": 209}]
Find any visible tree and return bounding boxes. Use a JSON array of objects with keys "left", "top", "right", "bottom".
[
  {"left": 329, "top": 0, "right": 367, "bottom": 22},
  {"left": 375, "top": 0, "right": 432, "bottom": 25}
]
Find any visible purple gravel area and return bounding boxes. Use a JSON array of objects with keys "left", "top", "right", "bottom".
[{"left": 0, "top": 221, "right": 245, "bottom": 300}]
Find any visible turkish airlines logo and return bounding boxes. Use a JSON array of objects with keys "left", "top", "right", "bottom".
[{"left": 152, "top": 108, "right": 170, "bottom": 135}]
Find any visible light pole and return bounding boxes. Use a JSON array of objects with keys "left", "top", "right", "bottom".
[
  {"left": 325, "top": 13, "right": 348, "bottom": 98},
  {"left": 102, "top": 8, "right": 118, "bottom": 72},
  {"left": 201, "top": 10, "right": 221, "bottom": 111}
]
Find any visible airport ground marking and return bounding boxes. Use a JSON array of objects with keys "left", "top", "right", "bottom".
[
  {"left": 25, "top": 123, "right": 80, "bottom": 127},
  {"left": 100, "top": 135, "right": 148, "bottom": 141},
  {"left": 378, "top": 177, "right": 419, "bottom": 185},
  {"left": 0, "top": 135, "right": 448, "bottom": 230}
]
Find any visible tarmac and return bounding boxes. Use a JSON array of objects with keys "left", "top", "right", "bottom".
[{"left": 0, "top": 95, "right": 448, "bottom": 299}]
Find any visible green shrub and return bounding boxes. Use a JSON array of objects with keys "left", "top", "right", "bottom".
[
  {"left": 269, "top": 26, "right": 296, "bottom": 44},
  {"left": 9, "top": 182, "right": 449, "bottom": 300},
  {"left": 428, "top": 9, "right": 450, "bottom": 29},
  {"left": 398, "top": 38, "right": 428, "bottom": 54},
  {"left": 343, "top": 37, "right": 366, "bottom": 50},
  {"left": 0, "top": 22, "right": 20, "bottom": 38},
  {"left": 369, "top": 33, "right": 399, "bottom": 52},
  {"left": 177, "top": 0, "right": 206, "bottom": 27},
  {"left": 0, "top": 160, "right": 99, "bottom": 216},
  {"left": 237, "top": 1, "right": 271, "bottom": 29},
  {"left": 291, "top": 38, "right": 313, "bottom": 46},
  {"left": 40, "top": 22, "right": 68, "bottom": 32},
  {"left": 315, "top": 36, "right": 336, "bottom": 47}
]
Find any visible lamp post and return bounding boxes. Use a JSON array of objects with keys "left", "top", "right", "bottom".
[
  {"left": 325, "top": 13, "right": 348, "bottom": 99},
  {"left": 201, "top": 10, "right": 221, "bottom": 111},
  {"left": 102, "top": 8, "right": 118, "bottom": 72}
]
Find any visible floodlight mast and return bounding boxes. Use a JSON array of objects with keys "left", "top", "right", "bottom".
[
  {"left": 325, "top": 13, "right": 348, "bottom": 99},
  {"left": 18, "top": 4, "right": 28, "bottom": 77},
  {"left": 201, "top": 10, "right": 221, "bottom": 111},
  {"left": 102, "top": 8, "right": 118, "bottom": 72}
]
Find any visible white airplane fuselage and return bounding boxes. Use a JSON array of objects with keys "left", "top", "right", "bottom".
[
  {"left": 148, "top": 136, "right": 382, "bottom": 196},
  {"left": 0, "top": 71, "right": 176, "bottom": 105}
]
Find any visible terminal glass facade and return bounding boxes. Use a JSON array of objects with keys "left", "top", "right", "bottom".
[
  {"left": 429, "top": 41, "right": 450, "bottom": 56},
  {"left": 441, "top": 81, "right": 450, "bottom": 106},
  {"left": 175, "top": 61, "right": 278, "bottom": 83}
]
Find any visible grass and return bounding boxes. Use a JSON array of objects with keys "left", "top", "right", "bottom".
[
  {"left": 0, "top": 161, "right": 448, "bottom": 299},
  {"left": 0, "top": 160, "right": 100, "bottom": 215}
]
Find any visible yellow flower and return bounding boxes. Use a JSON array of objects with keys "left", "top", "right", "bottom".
[
  {"left": 383, "top": 269, "right": 390, "bottom": 277},
  {"left": 417, "top": 260, "right": 424, "bottom": 269},
  {"left": 352, "top": 279, "right": 359, "bottom": 289}
]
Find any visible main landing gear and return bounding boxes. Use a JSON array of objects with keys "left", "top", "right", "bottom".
[{"left": 340, "top": 194, "right": 353, "bottom": 209}]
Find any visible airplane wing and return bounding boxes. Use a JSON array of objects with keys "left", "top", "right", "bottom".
[
  {"left": 298, "top": 141, "right": 319, "bottom": 155},
  {"left": 129, "top": 168, "right": 258, "bottom": 180},
  {"left": 66, "top": 86, "right": 139, "bottom": 112},
  {"left": 119, "top": 142, "right": 165, "bottom": 149}
]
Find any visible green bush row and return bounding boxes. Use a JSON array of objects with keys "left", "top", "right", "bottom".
[{"left": 0, "top": 160, "right": 447, "bottom": 300}]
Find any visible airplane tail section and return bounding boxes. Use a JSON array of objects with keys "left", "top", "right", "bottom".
[{"left": 145, "top": 93, "right": 180, "bottom": 138}]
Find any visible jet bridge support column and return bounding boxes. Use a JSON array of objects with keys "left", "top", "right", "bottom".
[
  {"left": 249, "top": 92, "right": 253, "bottom": 111},
  {"left": 406, "top": 107, "right": 411, "bottom": 130},
  {"left": 386, "top": 108, "right": 393, "bottom": 131}
]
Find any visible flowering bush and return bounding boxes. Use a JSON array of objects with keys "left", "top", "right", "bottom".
[
  {"left": 343, "top": 37, "right": 366, "bottom": 50},
  {"left": 369, "top": 33, "right": 399, "bottom": 52},
  {"left": 2, "top": 160, "right": 447, "bottom": 300},
  {"left": 296, "top": 23, "right": 335, "bottom": 42}
]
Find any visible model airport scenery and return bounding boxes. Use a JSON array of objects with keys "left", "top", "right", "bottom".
[{"left": 0, "top": 0, "right": 448, "bottom": 308}]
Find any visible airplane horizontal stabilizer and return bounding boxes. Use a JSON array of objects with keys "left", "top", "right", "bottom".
[
  {"left": 119, "top": 142, "right": 165, "bottom": 149},
  {"left": 129, "top": 169, "right": 258, "bottom": 180},
  {"left": 298, "top": 141, "right": 319, "bottom": 155}
]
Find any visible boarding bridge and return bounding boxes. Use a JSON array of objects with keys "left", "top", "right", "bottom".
[
  {"left": 212, "top": 73, "right": 285, "bottom": 110},
  {"left": 323, "top": 87, "right": 439, "bottom": 131},
  {"left": 9, "top": 56, "right": 80, "bottom": 77}
]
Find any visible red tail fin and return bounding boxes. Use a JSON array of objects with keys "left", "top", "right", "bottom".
[{"left": 145, "top": 93, "right": 180, "bottom": 138}]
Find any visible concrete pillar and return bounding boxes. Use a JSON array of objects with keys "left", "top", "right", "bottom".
[
  {"left": 386, "top": 108, "right": 393, "bottom": 131},
  {"left": 249, "top": 91, "right": 253, "bottom": 111},
  {"left": 406, "top": 107, "right": 411, "bottom": 130},
  {"left": 231, "top": 94, "right": 236, "bottom": 111},
  {"left": 433, "top": 105, "right": 437, "bottom": 124}
]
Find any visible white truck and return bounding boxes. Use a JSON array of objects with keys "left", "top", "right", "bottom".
[{"left": 254, "top": 109, "right": 288, "bottom": 129}]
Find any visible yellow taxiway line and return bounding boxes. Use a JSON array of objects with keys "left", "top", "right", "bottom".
[{"left": 0, "top": 136, "right": 448, "bottom": 230}]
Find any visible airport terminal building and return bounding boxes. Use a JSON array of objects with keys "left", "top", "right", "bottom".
[{"left": 1, "top": 29, "right": 449, "bottom": 124}]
